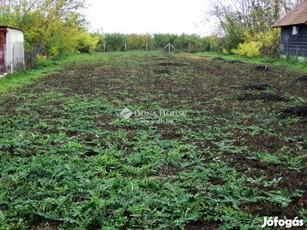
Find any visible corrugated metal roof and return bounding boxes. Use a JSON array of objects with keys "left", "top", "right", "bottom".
[{"left": 273, "top": 0, "right": 307, "bottom": 27}]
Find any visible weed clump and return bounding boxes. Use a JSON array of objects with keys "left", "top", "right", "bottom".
[
  {"left": 212, "top": 57, "right": 225, "bottom": 61},
  {"left": 228, "top": 60, "right": 244, "bottom": 64}
]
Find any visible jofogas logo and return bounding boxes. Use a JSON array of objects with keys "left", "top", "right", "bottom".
[
  {"left": 261, "top": 216, "right": 304, "bottom": 228},
  {"left": 120, "top": 107, "right": 186, "bottom": 124}
]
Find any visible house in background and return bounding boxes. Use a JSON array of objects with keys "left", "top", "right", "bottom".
[
  {"left": 273, "top": 0, "right": 307, "bottom": 58},
  {"left": 0, "top": 26, "right": 25, "bottom": 75}
]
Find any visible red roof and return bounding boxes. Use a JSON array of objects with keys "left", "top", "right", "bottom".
[{"left": 273, "top": 0, "right": 307, "bottom": 27}]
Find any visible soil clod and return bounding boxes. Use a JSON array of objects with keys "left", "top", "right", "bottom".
[
  {"left": 158, "top": 62, "right": 183, "bottom": 67},
  {"left": 153, "top": 69, "right": 172, "bottom": 74},
  {"left": 297, "top": 75, "right": 307, "bottom": 82},
  {"left": 243, "top": 83, "right": 275, "bottom": 91},
  {"left": 212, "top": 57, "right": 225, "bottom": 61},
  {"left": 255, "top": 65, "right": 269, "bottom": 71},
  {"left": 237, "top": 92, "right": 286, "bottom": 101},
  {"left": 278, "top": 106, "right": 307, "bottom": 118},
  {"left": 228, "top": 60, "right": 244, "bottom": 64}
]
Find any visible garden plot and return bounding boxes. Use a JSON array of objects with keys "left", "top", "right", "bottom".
[{"left": 0, "top": 52, "right": 306, "bottom": 229}]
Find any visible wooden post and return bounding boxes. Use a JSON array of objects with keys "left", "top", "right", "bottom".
[
  {"left": 163, "top": 43, "right": 176, "bottom": 53},
  {"left": 146, "top": 43, "right": 148, "bottom": 51},
  {"left": 125, "top": 43, "right": 127, "bottom": 51},
  {"left": 286, "top": 40, "right": 289, "bottom": 60},
  {"left": 103, "top": 42, "right": 106, "bottom": 52}
]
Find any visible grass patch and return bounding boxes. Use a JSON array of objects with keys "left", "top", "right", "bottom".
[{"left": 194, "top": 52, "right": 307, "bottom": 73}]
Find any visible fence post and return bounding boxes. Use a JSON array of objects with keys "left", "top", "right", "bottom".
[
  {"left": 163, "top": 43, "right": 177, "bottom": 53},
  {"left": 11, "top": 45, "right": 14, "bottom": 74},
  {"left": 286, "top": 40, "right": 289, "bottom": 60}
]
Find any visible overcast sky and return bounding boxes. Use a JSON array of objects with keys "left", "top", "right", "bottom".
[{"left": 86, "top": 0, "right": 218, "bottom": 36}]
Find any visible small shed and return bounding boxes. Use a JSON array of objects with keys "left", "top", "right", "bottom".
[
  {"left": 273, "top": 0, "right": 307, "bottom": 58},
  {"left": 0, "top": 26, "right": 25, "bottom": 74}
]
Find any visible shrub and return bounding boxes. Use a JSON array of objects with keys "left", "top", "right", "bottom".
[
  {"left": 76, "top": 33, "right": 100, "bottom": 53},
  {"left": 94, "top": 33, "right": 223, "bottom": 53},
  {"left": 35, "top": 55, "right": 49, "bottom": 67},
  {"left": 153, "top": 34, "right": 178, "bottom": 49},
  {"left": 127, "top": 34, "right": 151, "bottom": 50},
  {"left": 258, "top": 29, "right": 281, "bottom": 57},
  {"left": 103, "top": 33, "right": 127, "bottom": 51},
  {"left": 232, "top": 41, "right": 262, "bottom": 58},
  {"left": 233, "top": 29, "right": 281, "bottom": 58},
  {"left": 201, "top": 36, "right": 222, "bottom": 52},
  {"left": 174, "top": 34, "right": 203, "bottom": 53}
]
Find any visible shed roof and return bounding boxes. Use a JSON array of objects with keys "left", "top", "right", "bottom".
[
  {"left": 0, "top": 26, "right": 23, "bottom": 32},
  {"left": 273, "top": 0, "right": 307, "bottom": 27}
]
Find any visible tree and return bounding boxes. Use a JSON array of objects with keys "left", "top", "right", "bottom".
[
  {"left": 209, "top": 0, "right": 301, "bottom": 56},
  {"left": 0, "top": 0, "right": 97, "bottom": 60},
  {"left": 210, "top": 0, "right": 302, "bottom": 33}
]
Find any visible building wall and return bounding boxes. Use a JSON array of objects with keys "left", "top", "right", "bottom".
[
  {"left": 5, "top": 28, "right": 25, "bottom": 73},
  {"left": 280, "top": 25, "right": 307, "bottom": 57}
]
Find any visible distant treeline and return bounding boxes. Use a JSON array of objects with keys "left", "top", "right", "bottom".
[{"left": 95, "top": 33, "right": 222, "bottom": 53}]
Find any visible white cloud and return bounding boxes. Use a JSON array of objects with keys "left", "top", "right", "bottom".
[{"left": 85, "top": 0, "right": 216, "bottom": 36}]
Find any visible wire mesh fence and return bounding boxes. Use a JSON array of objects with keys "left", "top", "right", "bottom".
[{"left": 25, "top": 44, "right": 47, "bottom": 69}]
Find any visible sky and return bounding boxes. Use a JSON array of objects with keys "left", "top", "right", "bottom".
[{"left": 86, "top": 0, "right": 218, "bottom": 36}]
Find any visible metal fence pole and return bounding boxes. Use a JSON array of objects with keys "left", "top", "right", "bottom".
[{"left": 11, "top": 45, "right": 14, "bottom": 74}]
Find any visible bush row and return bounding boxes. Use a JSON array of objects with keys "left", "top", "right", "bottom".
[{"left": 95, "top": 33, "right": 222, "bottom": 53}]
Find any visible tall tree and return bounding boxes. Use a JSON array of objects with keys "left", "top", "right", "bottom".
[
  {"left": 210, "top": 0, "right": 302, "bottom": 34},
  {"left": 209, "top": 0, "right": 302, "bottom": 56}
]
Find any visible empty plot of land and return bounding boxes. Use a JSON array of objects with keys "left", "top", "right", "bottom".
[{"left": 0, "top": 52, "right": 306, "bottom": 229}]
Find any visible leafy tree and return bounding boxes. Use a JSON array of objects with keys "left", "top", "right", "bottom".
[
  {"left": 102, "top": 33, "right": 127, "bottom": 51},
  {"left": 174, "top": 34, "right": 203, "bottom": 53},
  {"left": 223, "top": 16, "right": 246, "bottom": 53},
  {"left": 153, "top": 34, "right": 178, "bottom": 49},
  {"left": 0, "top": 0, "right": 97, "bottom": 62},
  {"left": 127, "top": 34, "right": 151, "bottom": 50},
  {"left": 209, "top": 0, "right": 301, "bottom": 56},
  {"left": 201, "top": 36, "right": 222, "bottom": 52}
]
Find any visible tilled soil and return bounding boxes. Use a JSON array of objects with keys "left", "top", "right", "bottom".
[{"left": 0, "top": 52, "right": 306, "bottom": 229}]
